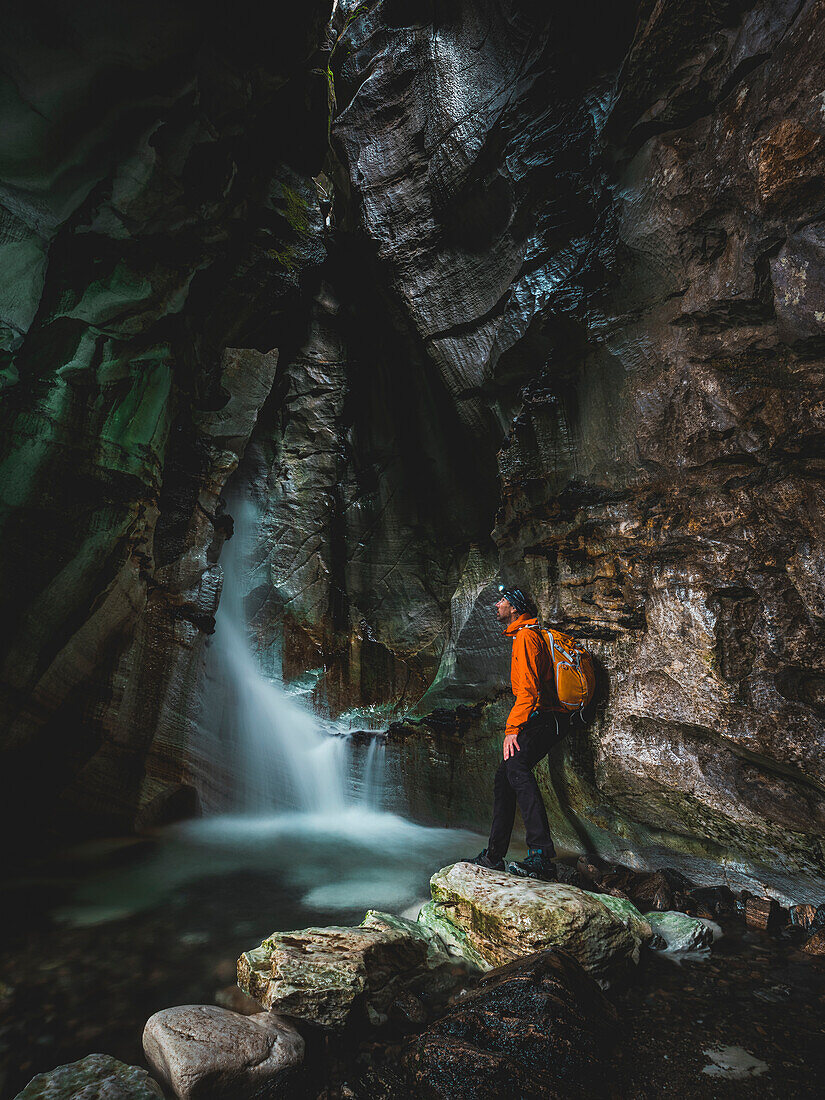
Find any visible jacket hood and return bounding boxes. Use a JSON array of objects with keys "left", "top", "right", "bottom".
[{"left": 503, "top": 614, "right": 538, "bottom": 637}]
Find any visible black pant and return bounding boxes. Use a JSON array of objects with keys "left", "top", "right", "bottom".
[{"left": 487, "top": 711, "right": 569, "bottom": 859}]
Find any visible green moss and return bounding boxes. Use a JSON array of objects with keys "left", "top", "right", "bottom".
[
  {"left": 279, "top": 184, "right": 311, "bottom": 236},
  {"left": 267, "top": 246, "right": 297, "bottom": 272},
  {"left": 326, "top": 63, "right": 336, "bottom": 124},
  {"left": 417, "top": 901, "right": 490, "bottom": 971},
  {"left": 343, "top": 1, "right": 374, "bottom": 31},
  {"left": 585, "top": 892, "right": 652, "bottom": 942}
]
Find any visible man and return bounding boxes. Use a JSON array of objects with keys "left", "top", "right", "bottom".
[{"left": 464, "top": 585, "right": 567, "bottom": 881}]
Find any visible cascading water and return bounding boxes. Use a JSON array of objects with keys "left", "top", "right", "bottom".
[
  {"left": 196, "top": 494, "right": 354, "bottom": 815},
  {"left": 53, "top": 488, "right": 478, "bottom": 928}
]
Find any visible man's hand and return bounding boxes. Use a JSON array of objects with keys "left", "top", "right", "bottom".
[{"left": 503, "top": 732, "right": 520, "bottom": 760}]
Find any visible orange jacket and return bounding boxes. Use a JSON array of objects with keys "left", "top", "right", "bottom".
[{"left": 503, "top": 615, "right": 559, "bottom": 735}]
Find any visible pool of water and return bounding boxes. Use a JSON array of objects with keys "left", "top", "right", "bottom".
[
  {"left": 0, "top": 810, "right": 483, "bottom": 1097},
  {"left": 51, "top": 809, "right": 482, "bottom": 928}
]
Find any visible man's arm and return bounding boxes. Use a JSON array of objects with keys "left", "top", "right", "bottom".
[{"left": 503, "top": 631, "right": 542, "bottom": 758}]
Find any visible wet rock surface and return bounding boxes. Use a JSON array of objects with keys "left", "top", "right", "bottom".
[
  {"left": 237, "top": 911, "right": 457, "bottom": 1029},
  {"left": 645, "top": 911, "right": 715, "bottom": 954},
  {"left": 402, "top": 949, "right": 617, "bottom": 1100},
  {"left": 429, "top": 862, "right": 651, "bottom": 978},
  {"left": 416, "top": 901, "right": 491, "bottom": 973},
  {"left": 2, "top": 849, "right": 825, "bottom": 1097}
]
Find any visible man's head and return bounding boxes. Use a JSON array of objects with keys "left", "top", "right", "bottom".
[{"left": 495, "top": 585, "right": 536, "bottom": 625}]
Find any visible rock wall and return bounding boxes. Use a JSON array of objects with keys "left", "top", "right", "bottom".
[
  {"left": 307, "top": 0, "right": 824, "bottom": 898},
  {"left": 0, "top": 0, "right": 333, "bottom": 845}
]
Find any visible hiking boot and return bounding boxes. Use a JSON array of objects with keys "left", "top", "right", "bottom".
[
  {"left": 507, "top": 849, "right": 557, "bottom": 882},
  {"left": 463, "top": 848, "right": 505, "bottom": 872}
]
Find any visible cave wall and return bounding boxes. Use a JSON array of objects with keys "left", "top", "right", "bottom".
[
  {"left": 0, "top": 0, "right": 333, "bottom": 846},
  {"left": 292, "top": 0, "right": 823, "bottom": 897}
]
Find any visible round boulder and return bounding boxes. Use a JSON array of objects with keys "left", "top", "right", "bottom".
[{"left": 142, "top": 1004, "right": 304, "bottom": 1099}]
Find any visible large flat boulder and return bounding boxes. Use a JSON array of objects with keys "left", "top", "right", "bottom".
[
  {"left": 142, "top": 1004, "right": 303, "bottom": 1100},
  {"left": 14, "top": 1054, "right": 163, "bottom": 1099},
  {"left": 430, "top": 863, "right": 652, "bottom": 979},
  {"left": 237, "top": 911, "right": 454, "bottom": 1029}
]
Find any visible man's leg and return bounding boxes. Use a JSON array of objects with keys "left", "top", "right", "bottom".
[
  {"left": 464, "top": 715, "right": 568, "bottom": 871},
  {"left": 504, "top": 719, "right": 558, "bottom": 855},
  {"left": 487, "top": 758, "right": 518, "bottom": 860}
]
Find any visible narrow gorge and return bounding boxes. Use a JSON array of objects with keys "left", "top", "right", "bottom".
[{"left": 1, "top": 0, "right": 824, "bottom": 1097}]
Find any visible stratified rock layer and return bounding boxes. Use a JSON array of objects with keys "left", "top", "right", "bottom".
[
  {"left": 0, "top": 0, "right": 332, "bottom": 842},
  {"left": 314, "top": 0, "right": 825, "bottom": 898},
  {"left": 0, "top": 0, "right": 823, "bottom": 902}
]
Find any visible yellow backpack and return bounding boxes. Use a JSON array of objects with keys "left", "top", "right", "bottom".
[{"left": 532, "top": 624, "right": 596, "bottom": 713}]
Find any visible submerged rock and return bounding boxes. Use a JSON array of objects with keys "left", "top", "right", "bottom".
[
  {"left": 702, "top": 1045, "right": 769, "bottom": 1081},
  {"left": 404, "top": 949, "right": 617, "bottom": 1100},
  {"left": 430, "top": 863, "right": 651, "bottom": 980},
  {"left": 644, "top": 912, "right": 715, "bottom": 953},
  {"left": 237, "top": 911, "right": 454, "bottom": 1029},
  {"left": 14, "top": 1054, "right": 162, "bottom": 1099},
  {"left": 142, "top": 1004, "right": 303, "bottom": 1100}
]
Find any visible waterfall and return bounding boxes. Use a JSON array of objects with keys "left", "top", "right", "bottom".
[
  {"left": 195, "top": 492, "right": 374, "bottom": 816},
  {"left": 55, "top": 491, "right": 480, "bottom": 928}
]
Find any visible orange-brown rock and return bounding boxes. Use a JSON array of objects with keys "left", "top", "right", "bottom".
[
  {"left": 745, "top": 897, "right": 784, "bottom": 933},
  {"left": 802, "top": 928, "right": 825, "bottom": 957}
]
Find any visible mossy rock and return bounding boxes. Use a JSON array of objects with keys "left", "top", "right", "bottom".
[
  {"left": 237, "top": 911, "right": 453, "bottom": 1029},
  {"left": 644, "top": 911, "right": 715, "bottom": 952},
  {"left": 416, "top": 901, "right": 491, "bottom": 971},
  {"left": 429, "top": 863, "right": 651, "bottom": 981},
  {"left": 15, "top": 1054, "right": 162, "bottom": 1098}
]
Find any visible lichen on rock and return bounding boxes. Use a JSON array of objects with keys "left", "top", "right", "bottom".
[
  {"left": 14, "top": 1053, "right": 163, "bottom": 1099},
  {"left": 237, "top": 909, "right": 455, "bottom": 1029},
  {"left": 429, "top": 862, "right": 651, "bottom": 979}
]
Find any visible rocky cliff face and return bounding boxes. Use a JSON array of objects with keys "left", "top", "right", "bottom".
[
  {"left": 1, "top": 0, "right": 823, "bottom": 898},
  {"left": 310, "top": 0, "right": 824, "bottom": 898}
]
